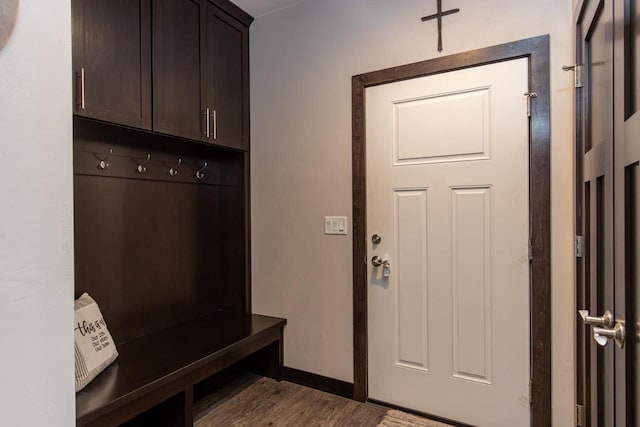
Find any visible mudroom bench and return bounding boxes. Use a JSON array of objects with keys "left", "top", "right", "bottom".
[{"left": 76, "top": 313, "right": 286, "bottom": 426}]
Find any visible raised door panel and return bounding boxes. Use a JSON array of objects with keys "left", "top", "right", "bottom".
[
  {"left": 206, "top": 5, "right": 245, "bottom": 150},
  {"left": 72, "top": 0, "right": 151, "bottom": 129},
  {"left": 153, "top": 0, "right": 206, "bottom": 141},
  {"left": 393, "top": 189, "right": 429, "bottom": 371}
]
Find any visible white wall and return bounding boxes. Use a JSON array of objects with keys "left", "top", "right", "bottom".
[
  {"left": 250, "top": 0, "right": 575, "bottom": 424},
  {"left": 0, "top": 1, "right": 74, "bottom": 425}
]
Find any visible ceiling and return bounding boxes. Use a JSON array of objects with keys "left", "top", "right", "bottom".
[{"left": 231, "top": 0, "right": 304, "bottom": 18}]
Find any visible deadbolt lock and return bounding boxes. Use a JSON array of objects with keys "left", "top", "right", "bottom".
[{"left": 372, "top": 234, "right": 382, "bottom": 244}]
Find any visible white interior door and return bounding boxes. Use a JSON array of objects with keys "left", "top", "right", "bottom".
[{"left": 366, "top": 58, "right": 531, "bottom": 427}]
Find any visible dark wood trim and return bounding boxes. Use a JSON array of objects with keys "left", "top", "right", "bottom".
[
  {"left": 624, "top": 164, "right": 637, "bottom": 425},
  {"left": 207, "top": 0, "right": 254, "bottom": 27},
  {"left": 241, "top": 6, "right": 251, "bottom": 152},
  {"left": 367, "top": 398, "right": 474, "bottom": 427},
  {"left": 74, "top": 115, "right": 249, "bottom": 153},
  {"left": 526, "top": 35, "right": 553, "bottom": 427},
  {"left": 351, "top": 35, "right": 552, "bottom": 427},
  {"left": 245, "top": 152, "right": 252, "bottom": 314},
  {"left": 574, "top": 3, "right": 587, "bottom": 419},
  {"left": 624, "top": 0, "right": 634, "bottom": 119},
  {"left": 352, "top": 73, "right": 367, "bottom": 403},
  {"left": 242, "top": 8, "right": 252, "bottom": 313},
  {"left": 283, "top": 367, "right": 354, "bottom": 399}
]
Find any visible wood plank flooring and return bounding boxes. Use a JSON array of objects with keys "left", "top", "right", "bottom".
[{"left": 195, "top": 373, "right": 387, "bottom": 426}]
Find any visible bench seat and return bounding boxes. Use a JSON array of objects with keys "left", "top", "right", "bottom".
[{"left": 76, "top": 313, "right": 286, "bottom": 426}]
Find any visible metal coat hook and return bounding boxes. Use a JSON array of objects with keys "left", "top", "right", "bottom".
[
  {"left": 136, "top": 154, "right": 151, "bottom": 174},
  {"left": 97, "top": 149, "right": 112, "bottom": 170},
  {"left": 195, "top": 161, "right": 207, "bottom": 180},
  {"left": 169, "top": 158, "right": 182, "bottom": 177}
]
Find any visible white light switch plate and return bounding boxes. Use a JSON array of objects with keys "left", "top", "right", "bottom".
[{"left": 324, "top": 216, "right": 348, "bottom": 235}]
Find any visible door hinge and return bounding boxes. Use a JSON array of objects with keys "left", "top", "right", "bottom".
[
  {"left": 524, "top": 92, "right": 538, "bottom": 117},
  {"left": 576, "top": 403, "right": 585, "bottom": 426},
  {"left": 562, "top": 64, "right": 584, "bottom": 88},
  {"left": 528, "top": 379, "right": 533, "bottom": 403},
  {"left": 575, "top": 65, "right": 584, "bottom": 88},
  {"left": 528, "top": 239, "right": 533, "bottom": 260},
  {"left": 575, "top": 235, "right": 584, "bottom": 258},
  {"left": 365, "top": 237, "right": 368, "bottom": 265}
]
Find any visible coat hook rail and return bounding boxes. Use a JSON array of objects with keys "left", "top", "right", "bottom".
[
  {"left": 169, "top": 158, "right": 182, "bottom": 177},
  {"left": 96, "top": 148, "right": 113, "bottom": 170},
  {"left": 136, "top": 154, "right": 151, "bottom": 174},
  {"left": 77, "top": 148, "right": 224, "bottom": 185},
  {"left": 195, "top": 161, "right": 208, "bottom": 180}
]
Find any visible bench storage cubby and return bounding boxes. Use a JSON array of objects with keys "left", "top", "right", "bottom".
[{"left": 76, "top": 313, "right": 285, "bottom": 426}]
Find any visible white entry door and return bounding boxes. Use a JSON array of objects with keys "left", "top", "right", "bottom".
[{"left": 366, "top": 58, "right": 531, "bottom": 427}]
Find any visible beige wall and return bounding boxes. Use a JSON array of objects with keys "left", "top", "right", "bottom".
[
  {"left": 0, "top": 1, "right": 74, "bottom": 425},
  {"left": 250, "top": 0, "right": 575, "bottom": 424}
]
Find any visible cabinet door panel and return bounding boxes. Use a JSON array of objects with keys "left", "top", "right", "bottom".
[
  {"left": 73, "top": 0, "right": 151, "bottom": 129},
  {"left": 153, "top": 0, "right": 206, "bottom": 141},
  {"left": 207, "top": 6, "right": 245, "bottom": 150}
]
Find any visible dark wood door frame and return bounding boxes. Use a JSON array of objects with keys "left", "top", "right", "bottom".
[
  {"left": 573, "top": 2, "right": 587, "bottom": 423},
  {"left": 351, "top": 35, "right": 551, "bottom": 427}
]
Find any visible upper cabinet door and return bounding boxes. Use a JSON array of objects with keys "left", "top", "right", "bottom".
[
  {"left": 152, "top": 0, "right": 207, "bottom": 141},
  {"left": 72, "top": 0, "right": 152, "bottom": 129},
  {"left": 206, "top": 5, "right": 247, "bottom": 150}
]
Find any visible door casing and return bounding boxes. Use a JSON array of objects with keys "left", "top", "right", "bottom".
[{"left": 351, "top": 35, "right": 552, "bottom": 427}]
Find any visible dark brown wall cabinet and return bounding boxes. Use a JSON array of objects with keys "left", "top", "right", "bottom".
[
  {"left": 72, "top": 2, "right": 282, "bottom": 426},
  {"left": 73, "top": 0, "right": 248, "bottom": 151},
  {"left": 205, "top": 6, "right": 246, "bottom": 150},
  {"left": 152, "top": 0, "right": 206, "bottom": 142},
  {"left": 72, "top": 0, "right": 152, "bottom": 129},
  {"left": 153, "top": 0, "right": 247, "bottom": 150}
]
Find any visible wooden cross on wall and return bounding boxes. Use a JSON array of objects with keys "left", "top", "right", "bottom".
[{"left": 421, "top": 0, "right": 460, "bottom": 52}]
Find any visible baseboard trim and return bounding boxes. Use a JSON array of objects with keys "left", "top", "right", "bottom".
[
  {"left": 282, "top": 367, "right": 354, "bottom": 399},
  {"left": 367, "top": 398, "right": 474, "bottom": 427}
]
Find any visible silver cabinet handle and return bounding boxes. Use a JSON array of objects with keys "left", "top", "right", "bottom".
[
  {"left": 578, "top": 309, "right": 614, "bottom": 328},
  {"left": 203, "top": 108, "right": 210, "bottom": 138},
  {"left": 212, "top": 109, "right": 217, "bottom": 140},
  {"left": 77, "top": 67, "right": 86, "bottom": 110},
  {"left": 592, "top": 323, "right": 625, "bottom": 349}
]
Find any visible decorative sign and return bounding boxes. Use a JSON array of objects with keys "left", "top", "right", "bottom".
[
  {"left": 421, "top": 0, "right": 460, "bottom": 52},
  {"left": 74, "top": 293, "right": 119, "bottom": 392},
  {"left": 0, "top": 0, "right": 19, "bottom": 51}
]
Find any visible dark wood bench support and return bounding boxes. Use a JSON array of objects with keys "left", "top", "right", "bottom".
[
  {"left": 77, "top": 314, "right": 286, "bottom": 427},
  {"left": 242, "top": 339, "right": 284, "bottom": 381},
  {"left": 120, "top": 390, "right": 191, "bottom": 427},
  {"left": 184, "top": 387, "right": 194, "bottom": 427}
]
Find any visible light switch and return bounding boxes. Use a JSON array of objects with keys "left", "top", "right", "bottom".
[{"left": 325, "top": 216, "right": 348, "bottom": 235}]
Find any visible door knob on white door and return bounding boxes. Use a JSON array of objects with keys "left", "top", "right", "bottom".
[
  {"left": 371, "top": 255, "right": 389, "bottom": 267},
  {"left": 371, "top": 255, "right": 391, "bottom": 277}
]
